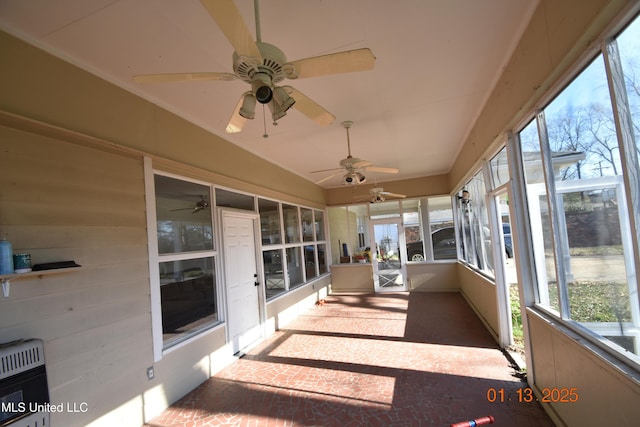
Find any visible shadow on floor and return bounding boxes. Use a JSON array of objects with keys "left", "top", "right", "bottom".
[{"left": 145, "top": 292, "right": 553, "bottom": 427}]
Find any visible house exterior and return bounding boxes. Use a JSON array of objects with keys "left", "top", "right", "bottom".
[{"left": 1, "top": 0, "right": 640, "bottom": 426}]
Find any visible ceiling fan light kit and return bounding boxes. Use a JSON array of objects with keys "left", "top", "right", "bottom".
[
  {"left": 132, "top": 0, "right": 376, "bottom": 134},
  {"left": 354, "top": 187, "right": 406, "bottom": 204},
  {"left": 239, "top": 92, "right": 256, "bottom": 119},
  {"left": 312, "top": 120, "right": 399, "bottom": 186},
  {"left": 343, "top": 171, "right": 366, "bottom": 185}
]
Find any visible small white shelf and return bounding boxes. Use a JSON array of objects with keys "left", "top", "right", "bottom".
[{"left": 1, "top": 267, "right": 82, "bottom": 297}]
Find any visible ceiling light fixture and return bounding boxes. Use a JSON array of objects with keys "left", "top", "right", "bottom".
[
  {"left": 239, "top": 92, "right": 256, "bottom": 119},
  {"left": 343, "top": 171, "right": 366, "bottom": 185},
  {"left": 251, "top": 72, "right": 273, "bottom": 104}
]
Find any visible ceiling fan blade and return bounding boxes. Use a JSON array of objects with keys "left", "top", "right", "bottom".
[
  {"left": 133, "top": 72, "right": 237, "bottom": 83},
  {"left": 310, "top": 167, "right": 343, "bottom": 174},
  {"left": 364, "top": 166, "right": 400, "bottom": 174},
  {"left": 283, "top": 86, "right": 335, "bottom": 126},
  {"left": 200, "top": 0, "right": 262, "bottom": 60},
  {"left": 381, "top": 192, "right": 406, "bottom": 198},
  {"left": 225, "top": 95, "right": 248, "bottom": 133},
  {"left": 315, "top": 171, "right": 343, "bottom": 185},
  {"left": 352, "top": 160, "right": 373, "bottom": 169},
  {"left": 285, "top": 48, "right": 376, "bottom": 79}
]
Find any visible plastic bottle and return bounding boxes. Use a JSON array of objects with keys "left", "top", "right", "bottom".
[{"left": 0, "top": 236, "right": 13, "bottom": 274}]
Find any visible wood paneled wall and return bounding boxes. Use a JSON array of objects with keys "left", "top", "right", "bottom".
[{"left": 0, "top": 125, "right": 151, "bottom": 426}]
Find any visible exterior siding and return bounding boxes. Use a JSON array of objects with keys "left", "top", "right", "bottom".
[{"left": 0, "top": 125, "right": 151, "bottom": 426}]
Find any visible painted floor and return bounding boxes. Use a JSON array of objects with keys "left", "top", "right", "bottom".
[{"left": 144, "top": 292, "right": 555, "bottom": 427}]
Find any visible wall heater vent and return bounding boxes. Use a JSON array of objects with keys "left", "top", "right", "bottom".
[
  {"left": 0, "top": 341, "right": 44, "bottom": 381},
  {"left": 0, "top": 339, "right": 50, "bottom": 427}
]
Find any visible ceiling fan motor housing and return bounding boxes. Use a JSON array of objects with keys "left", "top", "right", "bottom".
[{"left": 234, "top": 42, "right": 288, "bottom": 103}]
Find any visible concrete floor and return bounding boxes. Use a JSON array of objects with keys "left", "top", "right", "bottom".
[{"left": 144, "top": 292, "right": 554, "bottom": 427}]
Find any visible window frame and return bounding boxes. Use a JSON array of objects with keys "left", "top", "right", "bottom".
[
  {"left": 510, "top": 14, "right": 640, "bottom": 368},
  {"left": 259, "top": 197, "right": 329, "bottom": 301},
  {"left": 145, "top": 161, "right": 224, "bottom": 361}
]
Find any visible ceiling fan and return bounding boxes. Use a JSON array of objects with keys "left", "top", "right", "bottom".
[
  {"left": 170, "top": 195, "right": 210, "bottom": 213},
  {"left": 356, "top": 187, "right": 406, "bottom": 204},
  {"left": 133, "top": 0, "right": 376, "bottom": 134},
  {"left": 312, "top": 121, "right": 399, "bottom": 185}
]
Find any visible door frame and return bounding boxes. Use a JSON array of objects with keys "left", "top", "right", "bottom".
[
  {"left": 219, "top": 208, "right": 265, "bottom": 354},
  {"left": 369, "top": 217, "right": 408, "bottom": 292}
]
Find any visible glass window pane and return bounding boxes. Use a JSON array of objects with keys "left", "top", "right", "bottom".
[
  {"left": 458, "top": 189, "right": 472, "bottom": 264},
  {"left": 520, "top": 120, "right": 561, "bottom": 312},
  {"left": 314, "top": 209, "right": 325, "bottom": 241},
  {"left": 287, "top": 247, "right": 303, "bottom": 288},
  {"left": 558, "top": 189, "right": 630, "bottom": 325},
  {"left": 545, "top": 56, "right": 622, "bottom": 180},
  {"left": 464, "top": 172, "right": 492, "bottom": 275},
  {"left": 283, "top": 204, "right": 300, "bottom": 243},
  {"left": 317, "top": 243, "right": 328, "bottom": 274},
  {"left": 263, "top": 249, "right": 284, "bottom": 299},
  {"left": 403, "top": 199, "right": 424, "bottom": 261},
  {"left": 478, "top": 176, "right": 492, "bottom": 274},
  {"left": 215, "top": 188, "right": 255, "bottom": 211},
  {"left": 328, "top": 207, "right": 348, "bottom": 264},
  {"left": 432, "top": 226, "right": 457, "bottom": 261},
  {"left": 259, "top": 199, "right": 281, "bottom": 245},
  {"left": 155, "top": 175, "right": 213, "bottom": 254},
  {"left": 304, "top": 245, "right": 317, "bottom": 280},
  {"left": 301, "top": 208, "right": 314, "bottom": 242},
  {"left": 617, "top": 14, "right": 640, "bottom": 184},
  {"left": 159, "top": 257, "right": 217, "bottom": 347},
  {"left": 490, "top": 147, "right": 510, "bottom": 188},
  {"left": 370, "top": 200, "right": 400, "bottom": 219},
  {"left": 328, "top": 205, "right": 369, "bottom": 263},
  {"left": 429, "top": 196, "right": 456, "bottom": 260}
]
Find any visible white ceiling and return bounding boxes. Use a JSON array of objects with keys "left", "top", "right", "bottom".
[{"left": 0, "top": 0, "right": 537, "bottom": 188}]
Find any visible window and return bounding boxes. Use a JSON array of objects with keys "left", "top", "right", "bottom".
[
  {"left": 301, "top": 208, "right": 314, "bottom": 242},
  {"left": 216, "top": 188, "right": 254, "bottom": 211},
  {"left": 328, "top": 205, "right": 369, "bottom": 263},
  {"left": 283, "top": 204, "right": 300, "bottom": 243},
  {"left": 317, "top": 243, "right": 328, "bottom": 274},
  {"left": 518, "top": 15, "right": 640, "bottom": 363},
  {"left": 259, "top": 198, "right": 281, "bottom": 245},
  {"left": 427, "top": 197, "right": 456, "bottom": 261},
  {"left": 287, "top": 246, "right": 303, "bottom": 289},
  {"left": 304, "top": 245, "right": 317, "bottom": 280},
  {"left": 153, "top": 175, "right": 219, "bottom": 349},
  {"left": 260, "top": 199, "right": 328, "bottom": 299},
  {"left": 263, "top": 249, "right": 284, "bottom": 299},
  {"left": 457, "top": 171, "right": 492, "bottom": 275},
  {"left": 315, "top": 210, "right": 325, "bottom": 241},
  {"left": 489, "top": 147, "right": 510, "bottom": 188},
  {"left": 618, "top": 14, "right": 640, "bottom": 162},
  {"left": 328, "top": 197, "right": 455, "bottom": 264},
  {"left": 403, "top": 197, "right": 456, "bottom": 262},
  {"left": 403, "top": 199, "right": 423, "bottom": 261}
]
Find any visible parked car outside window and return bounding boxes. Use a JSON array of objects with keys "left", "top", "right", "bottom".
[{"left": 407, "top": 224, "right": 512, "bottom": 261}]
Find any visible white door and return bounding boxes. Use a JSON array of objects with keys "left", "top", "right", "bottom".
[
  {"left": 222, "top": 211, "right": 262, "bottom": 354},
  {"left": 370, "top": 218, "right": 408, "bottom": 292}
]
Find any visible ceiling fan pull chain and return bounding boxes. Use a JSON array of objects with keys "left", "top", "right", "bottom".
[{"left": 262, "top": 103, "right": 269, "bottom": 138}]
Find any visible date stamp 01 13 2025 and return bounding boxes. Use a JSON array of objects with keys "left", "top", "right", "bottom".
[{"left": 486, "top": 387, "right": 579, "bottom": 403}]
